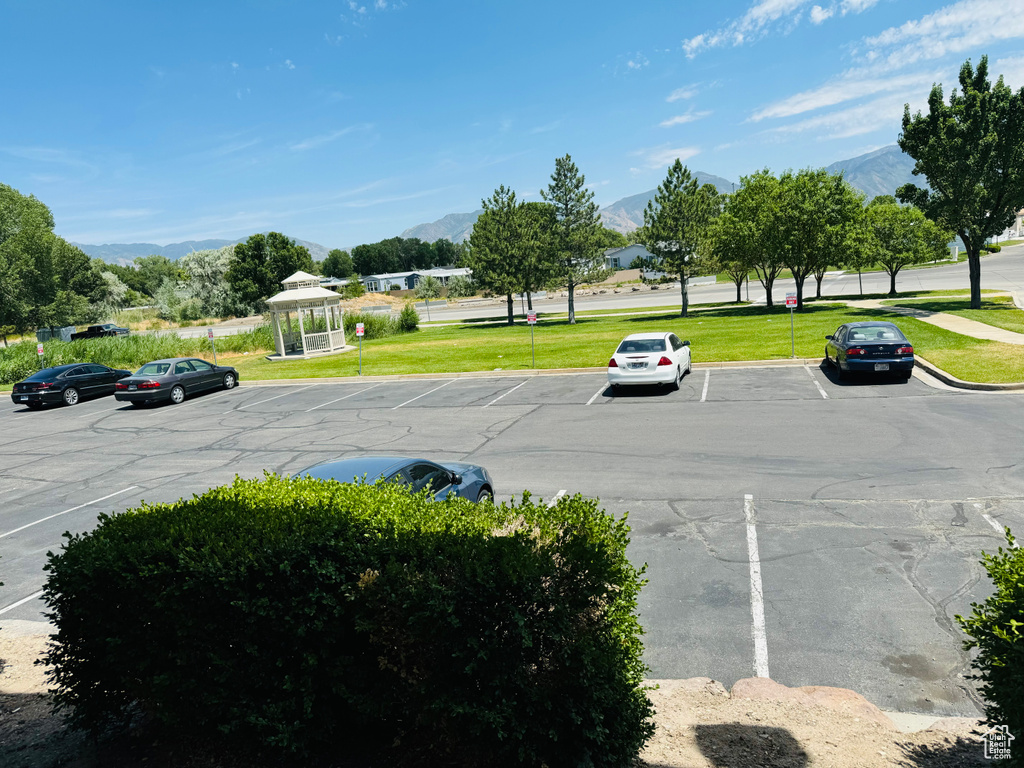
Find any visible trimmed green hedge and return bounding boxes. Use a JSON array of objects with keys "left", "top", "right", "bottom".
[
  {"left": 42, "top": 476, "right": 654, "bottom": 766},
  {"left": 957, "top": 527, "right": 1024, "bottom": 763}
]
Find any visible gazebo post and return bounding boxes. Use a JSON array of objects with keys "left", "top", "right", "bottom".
[
  {"left": 272, "top": 308, "right": 285, "bottom": 357},
  {"left": 297, "top": 304, "right": 307, "bottom": 353}
]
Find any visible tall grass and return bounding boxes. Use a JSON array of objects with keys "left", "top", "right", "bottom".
[
  {"left": 0, "top": 311, "right": 417, "bottom": 385},
  {"left": 0, "top": 326, "right": 275, "bottom": 385}
]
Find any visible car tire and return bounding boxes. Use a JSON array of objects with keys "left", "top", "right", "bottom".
[
  {"left": 685, "top": 357, "right": 692, "bottom": 375},
  {"left": 62, "top": 388, "right": 80, "bottom": 406},
  {"left": 476, "top": 487, "right": 493, "bottom": 503},
  {"left": 223, "top": 372, "right": 236, "bottom": 390},
  {"left": 835, "top": 362, "right": 846, "bottom": 382},
  {"left": 672, "top": 367, "right": 681, "bottom": 391},
  {"left": 169, "top": 385, "right": 186, "bottom": 405},
  {"left": 900, "top": 370, "right": 913, "bottom": 382}
]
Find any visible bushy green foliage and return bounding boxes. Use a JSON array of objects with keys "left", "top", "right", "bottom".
[
  {"left": 957, "top": 528, "right": 1024, "bottom": 758},
  {"left": 982, "top": 243, "right": 1003, "bottom": 253},
  {"left": 399, "top": 302, "right": 420, "bottom": 331},
  {"left": 341, "top": 310, "right": 411, "bottom": 340},
  {"left": 0, "top": 326, "right": 275, "bottom": 384},
  {"left": 445, "top": 275, "right": 477, "bottom": 298},
  {"left": 42, "top": 477, "right": 654, "bottom": 766}
]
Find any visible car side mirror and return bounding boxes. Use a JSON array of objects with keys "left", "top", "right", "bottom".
[
  {"left": 825, "top": 335, "right": 833, "bottom": 340},
  {"left": 451, "top": 472, "right": 462, "bottom": 486},
  {"left": 682, "top": 340, "right": 690, "bottom": 346}
]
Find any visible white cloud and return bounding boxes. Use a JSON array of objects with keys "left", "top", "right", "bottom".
[
  {"left": 288, "top": 124, "right": 371, "bottom": 151},
  {"left": 626, "top": 52, "right": 650, "bottom": 70},
  {"left": 684, "top": 0, "right": 880, "bottom": 57},
  {"left": 375, "top": 0, "right": 388, "bottom": 7},
  {"left": 666, "top": 85, "right": 699, "bottom": 102},
  {"left": 762, "top": 91, "right": 922, "bottom": 140},
  {"left": 284, "top": 59, "right": 295, "bottom": 70},
  {"left": 861, "top": 0, "right": 1024, "bottom": 71},
  {"left": 810, "top": 5, "right": 833, "bottom": 24},
  {"left": 529, "top": 120, "right": 561, "bottom": 135},
  {"left": 750, "top": 69, "right": 939, "bottom": 121},
  {"left": 633, "top": 145, "right": 702, "bottom": 169},
  {"left": 348, "top": 1, "right": 366, "bottom": 13},
  {"left": 659, "top": 110, "right": 712, "bottom": 127}
]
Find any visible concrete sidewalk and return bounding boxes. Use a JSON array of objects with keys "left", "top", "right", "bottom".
[{"left": 847, "top": 296, "right": 1024, "bottom": 345}]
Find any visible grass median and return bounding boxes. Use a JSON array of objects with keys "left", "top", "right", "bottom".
[
  {"left": 224, "top": 302, "right": 1024, "bottom": 384},
  {"left": 881, "top": 294, "right": 1024, "bottom": 335}
]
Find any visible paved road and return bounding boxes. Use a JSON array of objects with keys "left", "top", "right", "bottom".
[{"left": 3, "top": 368, "right": 1022, "bottom": 716}]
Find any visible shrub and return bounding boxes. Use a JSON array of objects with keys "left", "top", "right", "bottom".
[
  {"left": 982, "top": 243, "right": 1003, "bottom": 253},
  {"left": 399, "top": 302, "right": 419, "bottom": 331},
  {"left": 446, "top": 275, "right": 476, "bottom": 298},
  {"left": 42, "top": 477, "right": 654, "bottom": 766},
  {"left": 957, "top": 527, "right": 1024, "bottom": 757}
]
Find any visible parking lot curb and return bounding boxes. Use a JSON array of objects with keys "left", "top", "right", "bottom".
[
  {"left": 915, "top": 355, "right": 1024, "bottom": 391},
  {"left": 237, "top": 359, "right": 827, "bottom": 387}
]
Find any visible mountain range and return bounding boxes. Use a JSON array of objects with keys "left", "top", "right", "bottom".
[
  {"left": 77, "top": 145, "right": 920, "bottom": 261},
  {"left": 75, "top": 236, "right": 330, "bottom": 265}
]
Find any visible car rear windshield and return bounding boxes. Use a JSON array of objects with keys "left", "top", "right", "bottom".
[
  {"left": 846, "top": 326, "right": 905, "bottom": 342},
  {"left": 617, "top": 339, "right": 666, "bottom": 353},
  {"left": 24, "top": 370, "right": 60, "bottom": 381},
  {"left": 137, "top": 363, "right": 171, "bottom": 375}
]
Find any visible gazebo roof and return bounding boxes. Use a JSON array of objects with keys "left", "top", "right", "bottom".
[
  {"left": 282, "top": 270, "right": 319, "bottom": 284},
  {"left": 267, "top": 286, "right": 343, "bottom": 304}
]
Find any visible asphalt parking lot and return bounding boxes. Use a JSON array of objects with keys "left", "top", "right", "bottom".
[{"left": 2, "top": 364, "right": 1023, "bottom": 718}]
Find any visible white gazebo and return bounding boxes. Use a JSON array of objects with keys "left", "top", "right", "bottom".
[{"left": 266, "top": 271, "right": 349, "bottom": 360}]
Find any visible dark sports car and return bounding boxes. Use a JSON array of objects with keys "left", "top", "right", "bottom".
[
  {"left": 300, "top": 456, "right": 494, "bottom": 502},
  {"left": 825, "top": 321, "right": 915, "bottom": 381},
  {"left": 11, "top": 363, "right": 133, "bottom": 409},
  {"left": 114, "top": 357, "right": 238, "bottom": 406}
]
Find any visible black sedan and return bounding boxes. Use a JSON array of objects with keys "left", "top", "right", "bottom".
[
  {"left": 11, "top": 363, "right": 133, "bottom": 409},
  {"left": 300, "top": 456, "right": 494, "bottom": 503},
  {"left": 825, "top": 321, "right": 915, "bottom": 381},
  {"left": 114, "top": 357, "right": 238, "bottom": 406}
]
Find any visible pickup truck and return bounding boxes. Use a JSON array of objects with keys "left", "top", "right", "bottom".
[{"left": 70, "top": 323, "right": 131, "bottom": 340}]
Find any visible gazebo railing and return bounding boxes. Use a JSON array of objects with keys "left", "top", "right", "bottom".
[
  {"left": 303, "top": 331, "right": 332, "bottom": 353},
  {"left": 329, "top": 329, "right": 345, "bottom": 347}
]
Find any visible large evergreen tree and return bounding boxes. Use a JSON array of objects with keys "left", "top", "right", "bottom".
[
  {"left": 541, "top": 155, "right": 604, "bottom": 324},
  {"left": 467, "top": 186, "right": 533, "bottom": 325},
  {"left": 898, "top": 56, "right": 1024, "bottom": 309},
  {"left": 638, "top": 161, "right": 720, "bottom": 317}
]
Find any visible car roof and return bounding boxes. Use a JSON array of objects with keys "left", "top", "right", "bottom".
[
  {"left": 143, "top": 357, "right": 201, "bottom": 364},
  {"left": 301, "top": 456, "right": 422, "bottom": 481},
  {"left": 844, "top": 321, "right": 901, "bottom": 328},
  {"left": 620, "top": 332, "right": 671, "bottom": 340}
]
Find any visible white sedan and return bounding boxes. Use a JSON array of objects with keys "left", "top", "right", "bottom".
[{"left": 607, "top": 332, "right": 691, "bottom": 392}]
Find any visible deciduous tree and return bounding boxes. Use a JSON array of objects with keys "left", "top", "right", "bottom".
[
  {"left": 322, "top": 249, "right": 354, "bottom": 278},
  {"left": 898, "top": 56, "right": 1024, "bottom": 309},
  {"left": 866, "top": 196, "right": 952, "bottom": 296},
  {"left": 727, "top": 171, "right": 787, "bottom": 307}
]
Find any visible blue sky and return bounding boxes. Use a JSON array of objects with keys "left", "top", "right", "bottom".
[{"left": 2, "top": 0, "right": 1022, "bottom": 250}]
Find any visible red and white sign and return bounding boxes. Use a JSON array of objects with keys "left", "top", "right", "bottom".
[
  {"left": 527, "top": 311, "right": 537, "bottom": 325},
  {"left": 207, "top": 328, "right": 215, "bottom": 340},
  {"left": 355, "top": 322, "right": 365, "bottom": 337},
  {"left": 785, "top": 293, "right": 797, "bottom": 308},
  {"left": 37, "top": 343, "right": 44, "bottom": 356}
]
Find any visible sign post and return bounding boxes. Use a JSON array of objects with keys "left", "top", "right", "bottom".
[
  {"left": 527, "top": 311, "right": 537, "bottom": 368},
  {"left": 356, "top": 322, "right": 365, "bottom": 375},
  {"left": 785, "top": 292, "right": 797, "bottom": 358},
  {"left": 37, "top": 342, "right": 44, "bottom": 369},
  {"left": 207, "top": 328, "right": 217, "bottom": 365}
]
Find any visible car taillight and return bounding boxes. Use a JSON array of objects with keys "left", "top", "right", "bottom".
[
  {"left": 608, "top": 358, "right": 618, "bottom": 368},
  {"left": 33, "top": 382, "right": 54, "bottom": 390},
  {"left": 139, "top": 380, "right": 161, "bottom": 389},
  {"left": 846, "top": 348, "right": 866, "bottom": 356},
  {"left": 657, "top": 356, "right": 672, "bottom": 366},
  {"left": 115, "top": 382, "right": 128, "bottom": 390},
  {"left": 897, "top": 346, "right": 913, "bottom": 355}
]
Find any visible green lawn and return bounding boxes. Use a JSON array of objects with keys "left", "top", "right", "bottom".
[
  {"left": 226, "top": 302, "right": 1024, "bottom": 384},
  {"left": 881, "top": 295, "right": 1024, "bottom": 335}
]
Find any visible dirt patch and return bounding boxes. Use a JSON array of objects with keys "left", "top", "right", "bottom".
[
  {"left": 342, "top": 293, "right": 416, "bottom": 312},
  {"left": 1, "top": 625, "right": 989, "bottom": 767}
]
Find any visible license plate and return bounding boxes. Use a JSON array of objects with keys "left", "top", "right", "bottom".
[
  {"left": 20, "top": 396, "right": 28, "bottom": 402},
  {"left": 129, "top": 385, "right": 137, "bottom": 390},
  {"left": 874, "top": 363, "right": 889, "bottom": 371},
  {"left": 629, "top": 362, "right": 646, "bottom": 369}
]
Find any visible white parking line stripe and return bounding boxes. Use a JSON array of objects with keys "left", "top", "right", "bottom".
[
  {"left": 0, "top": 486, "right": 139, "bottom": 540},
  {"left": 224, "top": 385, "right": 316, "bottom": 413},
  {"left": 804, "top": 365, "right": 829, "bottom": 399},
  {"left": 585, "top": 385, "right": 607, "bottom": 406},
  {"left": 547, "top": 490, "right": 567, "bottom": 508},
  {"left": 980, "top": 511, "right": 1018, "bottom": 546},
  {"left": 305, "top": 384, "right": 381, "bottom": 412},
  {"left": 701, "top": 370, "right": 710, "bottom": 402},
  {"left": 744, "top": 494, "right": 771, "bottom": 679},
  {"left": 76, "top": 403, "right": 129, "bottom": 418},
  {"left": 0, "top": 590, "right": 44, "bottom": 615},
  {"left": 484, "top": 380, "right": 529, "bottom": 408},
  {"left": 391, "top": 380, "right": 455, "bottom": 410}
]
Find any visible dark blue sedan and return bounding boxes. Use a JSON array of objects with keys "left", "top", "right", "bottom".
[
  {"left": 825, "top": 321, "right": 915, "bottom": 381},
  {"left": 300, "top": 456, "right": 494, "bottom": 502}
]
